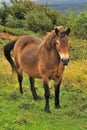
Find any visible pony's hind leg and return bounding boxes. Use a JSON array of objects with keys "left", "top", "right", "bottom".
[
  {"left": 29, "top": 77, "right": 38, "bottom": 100},
  {"left": 16, "top": 62, "right": 23, "bottom": 95},
  {"left": 17, "top": 74, "right": 23, "bottom": 94}
]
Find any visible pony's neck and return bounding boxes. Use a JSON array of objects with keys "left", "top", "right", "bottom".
[
  {"left": 40, "top": 31, "right": 56, "bottom": 50},
  {"left": 39, "top": 31, "right": 60, "bottom": 64}
]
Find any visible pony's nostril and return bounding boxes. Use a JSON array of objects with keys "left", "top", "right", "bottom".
[
  {"left": 61, "top": 58, "right": 70, "bottom": 65},
  {"left": 67, "top": 58, "right": 70, "bottom": 62}
]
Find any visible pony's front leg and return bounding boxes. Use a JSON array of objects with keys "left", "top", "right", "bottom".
[
  {"left": 29, "top": 77, "right": 38, "bottom": 100},
  {"left": 43, "top": 79, "right": 50, "bottom": 113},
  {"left": 54, "top": 80, "right": 62, "bottom": 109}
]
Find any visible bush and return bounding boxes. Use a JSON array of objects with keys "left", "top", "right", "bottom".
[
  {"left": 0, "top": 1, "right": 87, "bottom": 39},
  {"left": 11, "top": 2, "right": 26, "bottom": 20},
  {"left": 46, "top": 9, "right": 59, "bottom": 25},
  {"left": 6, "top": 15, "right": 15, "bottom": 28},
  {"left": 65, "top": 10, "right": 87, "bottom": 39},
  {"left": 56, "top": 14, "right": 66, "bottom": 26},
  {"left": 65, "top": 10, "right": 76, "bottom": 35},
  {"left": 25, "top": 11, "right": 52, "bottom": 33},
  {"left": 0, "top": 1, "right": 11, "bottom": 24},
  {"left": 6, "top": 14, "right": 24, "bottom": 28},
  {"left": 74, "top": 11, "right": 87, "bottom": 39}
]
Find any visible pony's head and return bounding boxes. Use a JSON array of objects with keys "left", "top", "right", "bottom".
[{"left": 54, "top": 26, "right": 71, "bottom": 66}]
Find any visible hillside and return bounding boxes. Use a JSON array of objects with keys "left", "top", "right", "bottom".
[
  {"left": 35, "top": 0, "right": 87, "bottom": 4},
  {"left": 0, "top": 32, "right": 87, "bottom": 130},
  {"left": 35, "top": 0, "right": 87, "bottom": 13},
  {"left": 49, "top": 3, "right": 87, "bottom": 14}
]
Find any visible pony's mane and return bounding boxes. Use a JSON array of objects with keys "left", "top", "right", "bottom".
[
  {"left": 56, "top": 26, "right": 65, "bottom": 32},
  {"left": 40, "top": 26, "right": 66, "bottom": 50},
  {"left": 41, "top": 26, "right": 66, "bottom": 50},
  {"left": 41, "top": 30, "right": 56, "bottom": 50}
]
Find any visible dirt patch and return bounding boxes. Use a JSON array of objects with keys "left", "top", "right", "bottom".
[
  {"left": 0, "top": 32, "right": 7, "bottom": 37},
  {"left": 0, "top": 32, "right": 17, "bottom": 40}
]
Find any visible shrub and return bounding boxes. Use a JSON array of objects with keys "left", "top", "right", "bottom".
[
  {"left": 0, "top": 1, "right": 11, "bottom": 24},
  {"left": 0, "top": 1, "right": 87, "bottom": 39},
  {"left": 65, "top": 10, "right": 87, "bottom": 39},
  {"left": 25, "top": 11, "right": 52, "bottom": 33},
  {"left": 65, "top": 10, "right": 76, "bottom": 36},
  {"left": 46, "top": 9, "right": 59, "bottom": 25},
  {"left": 6, "top": 14, "right": 24, "bottom": 28},
  {"left": 74, "top": 11, "right": 87, "bottom": 39},
  {"left": 11, "top": 2, "right": 26, "bottom": 20},
  {"left": 6, "top": 15, "right": 16, "bottom": 28}
]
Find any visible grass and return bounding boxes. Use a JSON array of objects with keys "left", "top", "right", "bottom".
[
  {"left": 0, "top": 37, "right": 87, "bottom": 130},
  {"left": 0, "top": 25, "right": 42, "bottom": 37},
  {"left": 70, "top": 38, "right": 87, "bottom": 60}
]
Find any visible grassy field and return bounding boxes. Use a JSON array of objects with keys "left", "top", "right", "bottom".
[{"left": 0, "top": 36, "right": 87, "bottom": 130}]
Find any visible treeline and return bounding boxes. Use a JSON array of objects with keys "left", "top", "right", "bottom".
[{"left": 0, "top": 0, "right": 87, "bottom": 39}]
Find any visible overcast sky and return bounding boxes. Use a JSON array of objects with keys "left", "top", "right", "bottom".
[
  {"left": 1, "top": 0, "right": 87, "bottom": 3},
  {"left": 0, "top": 0, "right": 38, "bottom": 2},
  {"left": 0, "top": 0, "right": 69, "bottom": 2}
]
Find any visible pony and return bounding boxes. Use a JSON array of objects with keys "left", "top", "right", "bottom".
[{"left": 4, "top": 26, "right": 70, "bottom": 113}]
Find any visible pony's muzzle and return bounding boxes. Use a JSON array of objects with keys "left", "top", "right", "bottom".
[{"left": 61, "top": 58, "right": 69, "bottom": 66}]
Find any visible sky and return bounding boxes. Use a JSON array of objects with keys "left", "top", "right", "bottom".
[
  {"left": 1, "top": 0, "right": 87, "bottom": 3},
  {"left": 0, "top": 0, "right": 38, "bottom": 2},
  {"left": 0, "top": 0, "right": 9, "bottom": 2},
  {"left": 0, "top": 0, "right": 70, "bottom": 1}
]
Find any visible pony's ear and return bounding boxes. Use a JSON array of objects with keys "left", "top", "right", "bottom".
[
  {"left": 66, "top": 28, "right": 71, "bottom": 35},
  {"left": 55, "top": 27, "right": 59, "bottom": 36}
]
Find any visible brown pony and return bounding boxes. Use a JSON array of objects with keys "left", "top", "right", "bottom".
[{"left": 4, "top": 26, "right": 70, "bottom": 113}]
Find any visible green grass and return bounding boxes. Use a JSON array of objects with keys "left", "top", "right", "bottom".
[
  {"left": 0, "top": 25, "right": 42, "bottom": 37},
  {"left": 0, "top": 74, "right": 87, "bottom": 130},
  {"left": 70, "top": 38, "right": 87, "bottom": 60},
  {"left": 0, "top": 38, "right": 87, "bottom": 130},
  {"left": 0, "top": 76, "right": 87, "bottom": 130}
]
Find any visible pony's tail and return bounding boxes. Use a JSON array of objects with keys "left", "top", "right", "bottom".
[{"left": 4, "top": 40, "right": 17, "bottom": 74}]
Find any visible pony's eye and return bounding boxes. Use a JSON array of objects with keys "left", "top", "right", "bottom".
[
  {"left": 55, "top": 42, "right": 58, "bottom": 46},
  {"left": 55, "top": 40, "right": 60, "bottom": 46},
  {"left": 56, "top": 41, "right": 59, "bottom": 45}
]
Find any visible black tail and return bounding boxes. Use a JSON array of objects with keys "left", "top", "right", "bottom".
[{"left": 4, "top": 40, "right": 17, "bottom": 73}]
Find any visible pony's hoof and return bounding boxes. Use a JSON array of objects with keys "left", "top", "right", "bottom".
[
  {"left": 20, "top": 91, "right": 23, "bottom": 95},
  {"left": 37, "top": 96, "right": 42, "bottom": 100},
  {"left": 55, "top": 105, "right": 61, "bottom": 109},
  {"left": 44, "top": 108, "right": 51, "bottom": 113},
  {"left": 34, "top": 96, "right": 42, "bottom": 101}
]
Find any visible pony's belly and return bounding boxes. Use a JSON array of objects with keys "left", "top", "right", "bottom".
[{"left": 21, "top": 64, "right": 41, "bottom": 78}]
